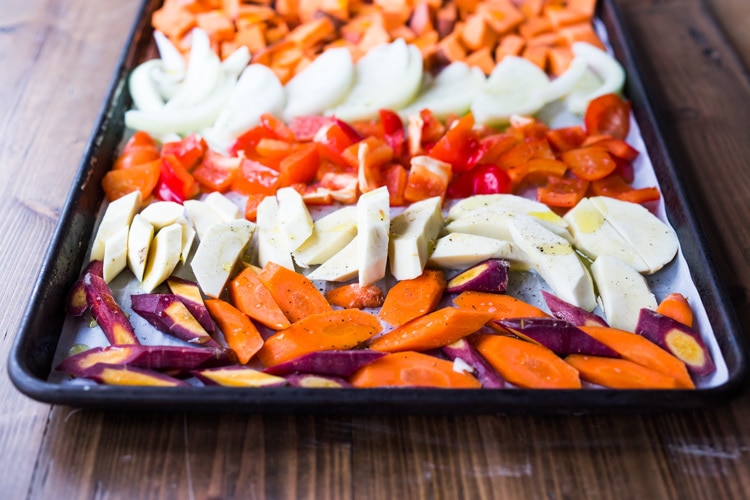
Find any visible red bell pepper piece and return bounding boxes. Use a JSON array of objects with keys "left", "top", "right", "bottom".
[
  {"left": 161, "top": 133, "right": 207, "bottom": 170},
  {"left": 428, "top": 113, "right": 480, "bottom": 174},
  {"left": 537, "top": 176, "right": 589, "bottom": 208},
  {"left": 590, "top": 175, "right": 660, "bottom": 204},
  {"left": 584, "top": 93, "right": 631, "bottom": 140},
  {"left": 156, "top": 154, "right": 196, "bottom": 202},
  {"left": 447, "top": 164, "right": 512, "bottom": 198},
  {"left": 379, "top": 109, "right": 406, "bottom": 158}
]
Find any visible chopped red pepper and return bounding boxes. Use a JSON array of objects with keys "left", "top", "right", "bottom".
[
  {"left": 537, "top": 176, "right": 589, "bottom": 208},
  {"left": 231, "top": 158, "right": 280, "bottom": 195},
  {"left": 156, "top": 154, "right": 196, "bottom": 202},
  {"left": 590, "top": 175, "right": 660, "bottom": 204},
  {"left": 278, "top": 143, "right": 320, "bottom": 187},
  {"left": 561, "top": 146, "right": 618, "bottom": 181},
  {"left": 584, "top": 93, "right": 631, "bottom": 140},
  {"left": 428, "top": 113, "right": 479, "bottom": 174},
  {"left": 288, "top": 115, "right": 332, "bottom": 141},
  {"left": 379, "top": 109, "right": 406, "bottom": 158},
  {"left": 260, "top": 113, "right": 296, "bottom": 142},
  {"left": 161, "top": 133, "right": 206, "bottom": 171},
  {"left": 447, "top": 164, "right": 512, "bottom": 198}
]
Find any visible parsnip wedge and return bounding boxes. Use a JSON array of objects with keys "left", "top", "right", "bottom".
[
  {"left": 91, "top": 190, "right": 141, "bottom": 262},
  {"left": 127, "top": 214, "right": 154, "bottom": 282},
  {"left": 306, "top": 236, "right": 359, "bottom": 282},
  {"left": 139, "top": 201, "right": 184, "bottom": 229},
  {"left": 142, "top": 223, "right": 183, "bottom": 293},
  {"left": 427, "top": 233, "right": 531, "bottom": 270},
  {"left": 388, "top": 196, "right": 443, "bottom": 280},
  {"left": 591, "top": 255, "right": 657, "bottom": 332},
  {"left": 276, "top": 187, "right": 314, "bottom": 252},
  {"left": 204, "top": 192, "right": 241, "bottom": 221},
  {"left": 183, "top": 199, "right": 224, "bottom": 241},
  {"left": 190, "top": 219, "right": 256, "bottom": 298},
  {"left": 508, "top": 217, "right": 596, "bottom": 311},
  {"left": 356, "top": 186, "right": 390, "bottom": 285},
  {"left": 256, "top": 195, "right": 294, "bottom": 270},
  {"left": 292, "top": 206, "right": 357, "bottom": 268}
]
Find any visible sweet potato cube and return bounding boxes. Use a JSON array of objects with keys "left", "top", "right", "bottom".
[
  {"left": 466, "top": 47, "right": 496, "bottom": 75},
  {"left": 196, "top": 11, "right": 235, "bottom": 42},
  {"left": 544, "top": 5, "right": 590, "bottom": 29},
  {"left": 409, "top": 1, "right": 434, "bottom": 36},
  {"left": 152, "top": 2, "right": 197, "bottom": 41},
  {"left": 84, "top": 273, "right": 139, "bottom": 345},
  {"left": 494, "top": 34, "right": 525, "bottom": 62},
  {"left": 436, "top": 2, "right": 457, "bottom": 38},
  {"left": 548, "top": 45, "right": 574, "bottom": 76},
  {"left": 461, "top": 14, "right": 497, "bottom": 51},
  {"left": 478, "top": 0, "right": 524, "bottom": 36},
  {"left": 558, "top": 22, "right": 605, "bottom": 49},
  {"left": 131, "top": 294, "right": 218, "bottom": 346},
  {"left": 519, "top": 16, "right": 553, "bottom": 39}
]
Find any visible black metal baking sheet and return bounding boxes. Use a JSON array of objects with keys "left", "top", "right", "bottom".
[{"left": 8, "top": 0, "right": 748, "bottom": 414}]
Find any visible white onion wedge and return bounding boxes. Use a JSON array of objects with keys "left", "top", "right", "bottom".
[
  {"left": 470, "top": 56, "right": 550, "bottom": 125},
  {"left": 565, "top": 42, "right": 626, "bottom": 114},
  {"left": 400, "top": 62, "right": 485, "bottom": 119},
  {"left": 128, "top": 59, "right": 166, "bottom": 112},
  {"left": 282, "top": 48, "right": 354, "bottom": 122}
]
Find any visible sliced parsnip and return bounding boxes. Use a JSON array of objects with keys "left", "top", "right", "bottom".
[
  {"left": 102, "top": 227, "right": 129, "bottom": 283},
  {"left": 276, "top": 187, "right": 314, "bottom": 252},
  {"left": 388, "top": 196, "right": 443, "bottom": 281},
  {"left": 508, "top": 217, "right": 597, "bottom": 311},
  {"left": 306, "top": 236, "right": 359, "bottom": 282},
  {"left": 256, "top": 195, "right": 294, "bottom": 270},
  {"left": 139, "top": 201, "right": 184, "bottom": 229},
  {"left": 292, "top": 206, "right": 358, "bottom": 268},
  {"left": 470, "top": 56, "right": 550, "bottom": 125},
  {"left": 427, "top": 233, "right": 531, "bottom": 270},
  {"left": 591, "top": 255, "right": 657, "bottom": 332},
  {"left": 183, "top": 199, "right": 224, "bottom": 241},
  {"left": 446, "top": 211, "right": 572, "bottom": 243},
  {"left": 589, "top": 196, "right": 678, "bottom": 274},
  {"left": 446, "top": 194, "right": 567, "bottom": 229},
  {"left": 204, "top": 192, "right": 241, "bottom": 221},
  {"left": 127, "top": 214, "right": 154, "bottom": 282},
  {"left": 177, "top": 216, "right": 196, "bottom": 263},
  {"left": 190, "top": 219, "right": 256, "bottom": 298},
  {"left": 564, "top": 197, "right": 649, "bottom": 273},
  {"left": 142, "top": 223, "right": 184, "bottom": 293},
  {"left": 91, "top": 190, "right": 141, "bottom": 262},
  {"left": 356, "top": 186, "right": 391, "bottom": 285}
]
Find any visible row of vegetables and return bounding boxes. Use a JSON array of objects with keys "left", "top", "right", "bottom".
[{"left": 54, "top": 0, "right": 719, "bottom": 391}]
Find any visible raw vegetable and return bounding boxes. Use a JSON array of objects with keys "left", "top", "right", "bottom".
[
  {"left": 257, "top": 261, "right": 332, "bottom": 323},
  {"left": 193, "top": 366, "right": 286, "bottom": 387},
  {"left": 166, "top": 277, "right": 216, "bottom": 335},
  {"left": 445, "top": 258, "right": 510, "bottom": 294},
  {"left": 441, "top": 339, "right": 506, "bottom": 388},
  {"left": 497, "top": 318, "right": 620, "bottom": 357},
  {"left": 324, "top": 283, "right": 385, "bottom": 309},
  {"left": 257, "top": 309, "right": 382, "bottom": 367},
  {"left": 453, "top": 291, "right": 549, "bottom": 322},
  {"left": 57, "top": 345, "right": 236, "bottom": 376},
  {"left": 378, "top": 269, "right": 446, "bottom": 326},
  {"left": 205, "top": 299, "right": 264, "bottom": 364},
  {"left": 66, "top": 260, "right": 104, "bottom": 317},
  {"left": 263, "top": 350, "right": 386, "bottom": 378},
  {"left": 131, "top": 293, "right": 218, "bottom": 346},
  {"left": 349, "top": 351, "right": 482, "bottom": 389},
  {"left": 635, "top": 309, "right": 716, "bottom": 376},
  {"left": 285, "top": 374, "right": 352, "bottom": 388},
  {"left": 84, "top": 273, "right": 139, "bottom": 345},
  {"left": 369, "top": 307, "right": 493, "bottom": 352},
  {"left": 474, "top": 335, "right": 582, "bottom": 389},
  {"left": 229, "top": 266, "right": 291, "bottom": 330},
  {"left": 542, "top": 290, "right": 608, "bottom": 327},
  {"left": 81, "top": 364, "right": 189, "bottom": 387},
  {"left": 656, "top": 293, "right": 693, "bottom": 328},
  {"left": 578, "top": 326, "right": 694, "bottom": 389},
  {"left": 564, "top": 355, "right": 681, "bottom": 389}
]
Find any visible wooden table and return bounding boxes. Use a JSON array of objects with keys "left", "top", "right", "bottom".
[{"left": 2, "top": 0, "right": 749, "bottom": 497}]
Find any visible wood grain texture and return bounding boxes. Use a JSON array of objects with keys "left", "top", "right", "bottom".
[{"left": 1, "top": 0, "right": 749, "bottom": 498}]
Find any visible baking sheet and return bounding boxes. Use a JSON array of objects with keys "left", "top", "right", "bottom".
[{"left": 9, "top": 0, "right": 747, "bottom": 413}]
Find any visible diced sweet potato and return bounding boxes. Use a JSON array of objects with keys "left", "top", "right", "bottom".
[
  {"left": 84, "top": 273, "right": 139, "bottom": 345},
  {"left": 131, "top": 294, "right": 218, "bottom": 347}
]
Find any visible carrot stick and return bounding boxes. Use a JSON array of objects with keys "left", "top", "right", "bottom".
[
  {"left": 453, "top": 291, "right": 550, "bottom": 322},
  {"left": 474, "top": 334, "right": 581, "bottom": 389},
  {"left": 378, "top": 269, "right": 446, "bottom": 326},
  {"left": 565, "top": 355, "right": 682, "bottom": 389},
  {"left": 230, "top": 266, "right": 291, "bottom": 330},
  {"left": 579, "top": 326, "right": 695, "bottom": 389},
  {"left": 369, "top": 307, "right": 492, "bottom": 352},
  {"left": 324, "top": 283, "right": 385, "bottom": 309},
  {"left": 205, "top": 299, "right": 264, "bottom": 364},
  {"left": 349, "top": 351, "right": 482, "bottom": 388},
  {"left": 656, "top": 293, "right": 693, "bottom": 328},
  {"left": 257, "top": 309, "right": 382, "bottom": 367},
  {"left": 257, "top": 261, "right": 332, "bottom": 323}
]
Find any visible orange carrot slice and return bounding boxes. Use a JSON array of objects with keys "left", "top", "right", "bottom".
[
  {"left": 257, "top": 261, "right": 332, "bottom": 323},
  {"left": 324, "top": 283, "right": 385, "bottom": 309},
  {"left": 230, "top": 266, "right": 291, "bottom": 330},
  {"left": 350, "top": 351, "right": 482, "bottom": 388},
  {"left": 369, "top": 307, "right": 492, "bottom": 352},
  {"left": 474, "top": 335, "right": 581, "bottom": 389},
  {"left": 378, "top": 269, "right": 446, "bottom": 326},
  {"left": 656, "top": 293, "right": 693, "bottom": 328},
  {"left": 257, "top": 309, "right": 382, "bottom": 367},
  {"left": 565, "top": 355, "right": 682, "bottom": 389},
  {"left": 205, "top": 299, "right": 264, "bottom": 364},
  {"left": 453, "top": 291, "right": 549, "bottom": 323},
  {"left": 579, "top": 326, "right": 695, "bottom": 389}
]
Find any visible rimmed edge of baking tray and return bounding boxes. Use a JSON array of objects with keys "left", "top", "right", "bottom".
[{"left": 8, "top": 0, "right": 748, "bottom": 415}]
